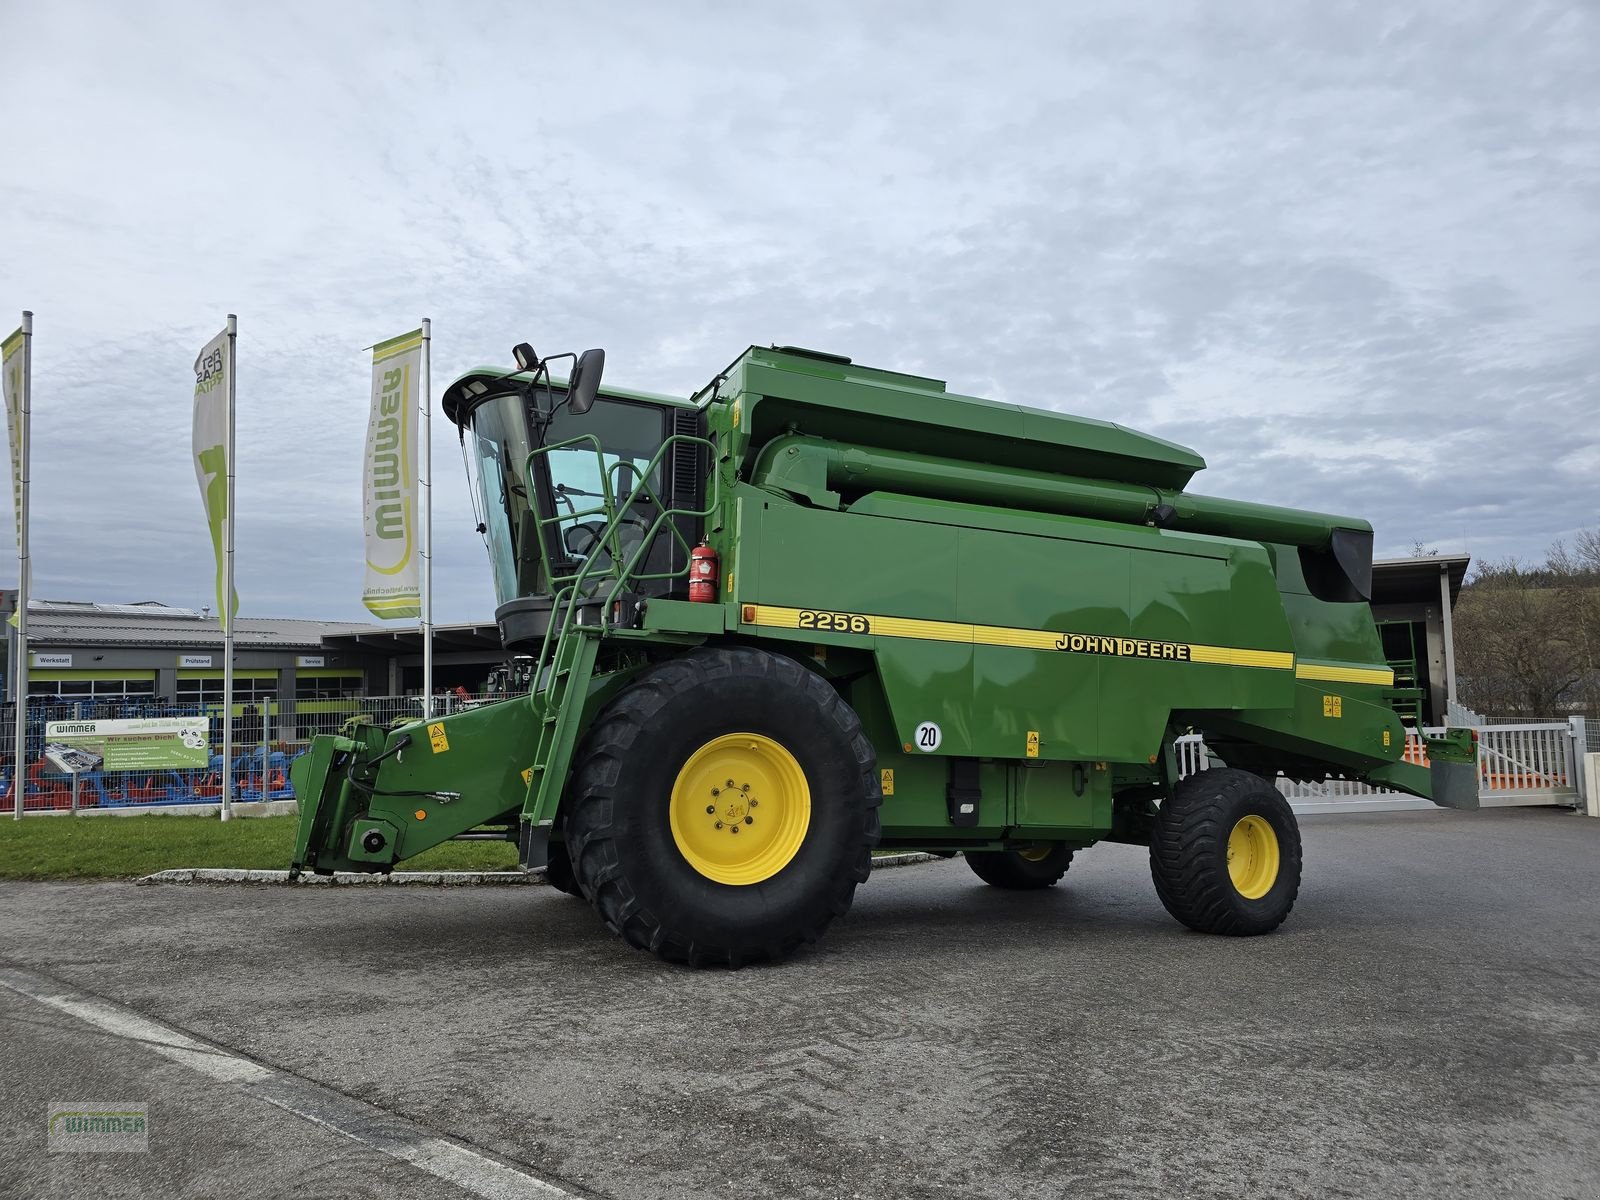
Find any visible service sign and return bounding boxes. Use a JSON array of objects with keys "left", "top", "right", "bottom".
[
  {"left": 178, "top": 654, "right": 212, "bottom": 668},
  {"left": 44, "top": 717, "right": 210, "bottom": 772}
]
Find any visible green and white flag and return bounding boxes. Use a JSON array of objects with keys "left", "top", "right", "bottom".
[
  {"left": 363, "top": 329, "right": 422, "bottom": 619},
  {"left": 2, "top": 325, "right": 24, "bottom": 551},
  {"left": 192, "top": 326, "right": 238, "bottom": 618}
]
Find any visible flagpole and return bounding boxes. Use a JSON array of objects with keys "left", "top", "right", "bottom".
[
  {"left": 221, "top": 313, "right": 236, "bottom": 822},
  {"left": 12, "top": 311, "right": 31, "bottom": 821},
  {"left": 420, "top": 318, "right": 432, "bottom": 718}
]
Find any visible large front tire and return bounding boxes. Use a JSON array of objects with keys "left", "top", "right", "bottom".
[
  {"left": 566, "top": 647, "right": 881, "bottom": 966},
  {"left": 1149, "top": 767, "right": 1302, "bottom": 935}
]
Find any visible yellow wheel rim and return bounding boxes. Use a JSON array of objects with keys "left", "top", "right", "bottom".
[
  {"left": 1016, "top": 843, "right": 1054, "bottom": 863},
  {"left": 1227, "top": 814, "right": 1280, "bottom": 899},
  {"left": 669, "top": 732, "right": 811, "bottom": 885}
]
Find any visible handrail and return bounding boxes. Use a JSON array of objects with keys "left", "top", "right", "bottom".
[
  {"left": 523, "top": 434, "right": 621, "bottom": 594},
  {"left": 524, "top": 433, "right": 719, "bottom": 706}
]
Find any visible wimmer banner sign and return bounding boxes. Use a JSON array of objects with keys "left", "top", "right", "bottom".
[
  {"left": 192, "top": 327, "right": 238, "bottom": 618},
  {"left": 363, "top": 329, "right": 422, "bottom": 619},
  {"left": 2, "top": 324, "right": 23, "bottom": 551},
  {"left": 44, "top": 718, "right": 210, "bottom": 773}
]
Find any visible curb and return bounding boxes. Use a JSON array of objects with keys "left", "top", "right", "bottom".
[
  {"left": 137, "top": 869, "right": 535, "bottom": 886},
  {"left": 138, "top": 853, "right": 949, "bottom": 887},
  {"left": 870, "top": 852, "right": 944, "bottom": 869}
]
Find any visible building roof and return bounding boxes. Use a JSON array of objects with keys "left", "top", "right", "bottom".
[
  {"left": 17, "top": 598, "right": 371, "bottom": 650},
  {"left": 1372, "top": 555, "right": 1472, "bottom": 607},
  {"left": 319, "top": 621, "right": 504, "bottom": 655}
]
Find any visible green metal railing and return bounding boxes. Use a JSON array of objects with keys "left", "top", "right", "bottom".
[{"left": 524, "top": 433, "right": 719, "bottom": 706}]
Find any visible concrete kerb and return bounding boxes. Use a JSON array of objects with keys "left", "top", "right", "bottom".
[
  {"left": 137, "top": 869, "right": 533, "bottom": 887},
  {"left": 136, "top": 852, "right": 944, "bottom": 887}
]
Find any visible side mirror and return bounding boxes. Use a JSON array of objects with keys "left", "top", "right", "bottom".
[
  {"left": 512, "top": 343, "right": 538, "bottom": 372},
  {"left": 567, "top": 348, "right": 605, "bottom": 415}
]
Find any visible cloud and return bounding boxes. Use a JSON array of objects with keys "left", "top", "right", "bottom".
[{"left": 3, "top": 0, "right": 1596, "bottom": 620}]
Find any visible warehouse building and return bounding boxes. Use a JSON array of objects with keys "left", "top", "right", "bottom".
[
  {"left": 0, "top": 594, "right": 511, "bottom": 743},
  {"left": 0, "top": 596, "right": 380, "bottom": 704}
]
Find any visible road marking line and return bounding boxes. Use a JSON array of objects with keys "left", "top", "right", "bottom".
[{"left": 0, "top": 964, "right": 582, "bottom": 1200}]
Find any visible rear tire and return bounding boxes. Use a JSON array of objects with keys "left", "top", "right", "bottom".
[
  {"left": 1149, "top": 767, "right": 1302, "bottom": 935},
  {"left": 566, "top": 647, "right": 881, "bottom": 966},
  {"left": 965, "top": 844, "right": 1074, "bottom": 889}
]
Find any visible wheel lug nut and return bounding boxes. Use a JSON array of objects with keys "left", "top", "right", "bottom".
[
  {"left": 711, "top": 788, "right": 719, "bottom": 796},
  {"left": 706, "top": 805, "right": 716, "bottom": 814},
  {"left": 715, "top": 821, "right": 723, "bottom": 829},
  {"left": 749, "top": 799, "right": 758, "bottom": 808},
  {"left": 744, "top": 816, "right": 753, "bottom": 825},
  {"left": 730, "top": 826, "right": 740, "bottom": 834}
]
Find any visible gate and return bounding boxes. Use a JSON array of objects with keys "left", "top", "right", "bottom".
[{"left": 1471, "top": 722, "right": 1580, "bottom": 807}]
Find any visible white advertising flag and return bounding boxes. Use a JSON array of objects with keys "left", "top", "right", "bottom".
[
  {"left": 2, "top": 325, "right": 24, "bottom": 551},
  {"left": 192, "top": 326, "right": 237, "bottom": 618},
  {"left": 363, "top": 329, "right": 422, "bottom": 619}
]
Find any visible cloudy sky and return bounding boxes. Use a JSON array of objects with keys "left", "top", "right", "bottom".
[{"left": 3, "top": 1, "right": 1596, "bottom": 622}]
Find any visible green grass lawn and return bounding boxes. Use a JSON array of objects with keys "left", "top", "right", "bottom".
[{"left": 0, "top": 813, "right": 519, "bottom": 881}]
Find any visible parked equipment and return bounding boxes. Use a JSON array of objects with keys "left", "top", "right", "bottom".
[{"left": 290, "top": 343, "right": 1478, "bottom": 964}]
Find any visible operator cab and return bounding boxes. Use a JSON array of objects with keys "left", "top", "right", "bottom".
[{"left": 442, "top": 344, "right": 706, "bottom": 652}]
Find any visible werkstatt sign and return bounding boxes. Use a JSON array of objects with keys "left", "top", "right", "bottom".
[{"left": 45, "top": 717, "right": 210, "bottom": 771}]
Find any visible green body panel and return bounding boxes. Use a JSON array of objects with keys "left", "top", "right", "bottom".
[
  {"left": 289, "top": 343, "right": 1476, "bottom": 879},
  {"left": 733, "top": 486, "right": 1296, "bottom": 764}
]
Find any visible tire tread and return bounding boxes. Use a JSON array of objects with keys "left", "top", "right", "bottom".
[
  {"left": 1148, "top": 767, "right": 1302, "bottom": 936},
  {"left": 567, "top": 646, "right": 881, "bottom": 966}
]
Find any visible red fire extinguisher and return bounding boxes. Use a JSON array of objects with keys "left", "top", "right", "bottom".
[{"left": 689, "top": 541, "right": 719, "bottom": 603}]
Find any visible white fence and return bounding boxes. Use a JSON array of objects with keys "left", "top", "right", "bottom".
[{"left": 1177, "top": 719, "right": 1586, "bottom": 814}]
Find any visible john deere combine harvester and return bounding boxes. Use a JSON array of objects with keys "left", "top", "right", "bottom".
[{"left": 291, "top": 343, "right": 1477, "bottom": 965}]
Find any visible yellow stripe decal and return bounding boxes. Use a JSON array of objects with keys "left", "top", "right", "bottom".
[
  {"left": 1296, "top": 662, "right": 1394, "bottom": 686},
  {"left": 741, "top": 604, "right": 1298, "bottom": 671}
]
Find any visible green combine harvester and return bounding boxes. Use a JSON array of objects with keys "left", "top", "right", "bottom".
[{"left": 291, "top": 343, "right": 1477, "bottom": 965}]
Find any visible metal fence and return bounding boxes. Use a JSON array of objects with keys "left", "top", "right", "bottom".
[{"left": 1, "top": 694, "right": 521, "bottom": 814}]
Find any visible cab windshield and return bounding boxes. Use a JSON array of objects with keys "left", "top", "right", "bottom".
[{"left": 463, "top": 390, "right": 668, "bottom": 606}]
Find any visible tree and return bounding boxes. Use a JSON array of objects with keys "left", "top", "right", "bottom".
[{"left": 1453, "top": 531, "right": 1600, "bottom": 717}]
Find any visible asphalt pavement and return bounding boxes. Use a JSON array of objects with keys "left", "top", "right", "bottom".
[{"left": 1, "top": 807, "right": 1597, "bottom": 1199}]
